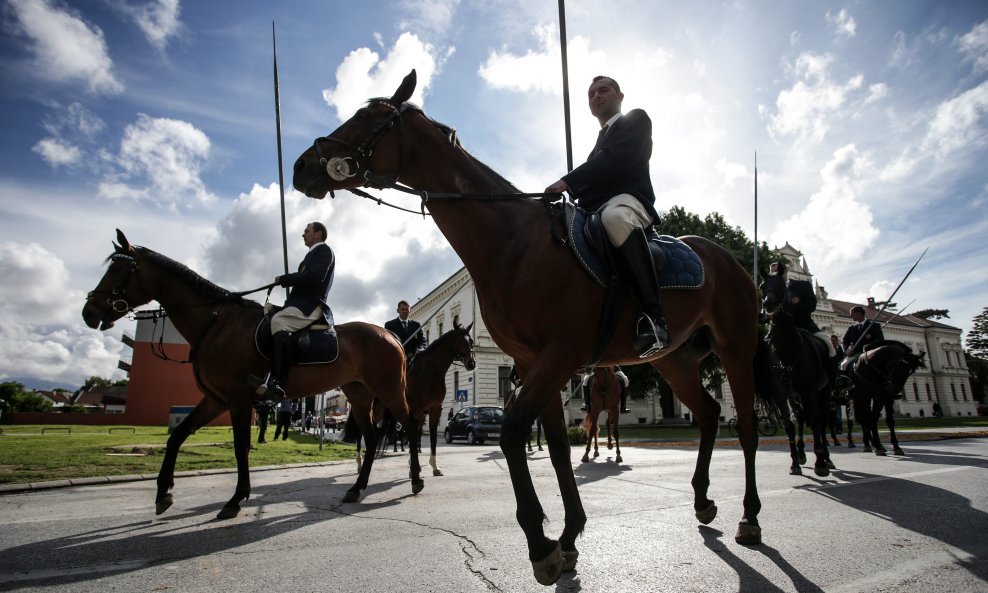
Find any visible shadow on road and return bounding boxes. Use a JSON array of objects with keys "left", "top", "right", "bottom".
[{"left": 699, "top": 525, "right": 825, "bottom": 593}]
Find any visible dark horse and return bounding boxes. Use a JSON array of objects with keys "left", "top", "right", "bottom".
[
  {"left": 759, "top": 272, "right": 834, "bottom": 477},
  {"left": 82, "top": 230, "right": 422, "bottom": 516},
  {"left": 293, "top": 70, "right": 768, "bottom": 585},
  {"left": 581, "top": 367, "right": 622, "bottom": 464},
  {"left": 848, "top": 342, "right": 925, "bottom": 456}
]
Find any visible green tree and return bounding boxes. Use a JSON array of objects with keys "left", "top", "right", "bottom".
[
  {"left": 964, "top": 352, "right": 987, "bottom": 404},
  {"left": 968, "top": 307, "right": 988, "bottom": 358},
  {"left": 913, "top": 308, "right": 950, "bottom": 320},
  {"left": 80, "top": 376, "right": 114, "bottom": 391},
  {"left": 0, "top": 381, "right": 53, "bottom": 415}
]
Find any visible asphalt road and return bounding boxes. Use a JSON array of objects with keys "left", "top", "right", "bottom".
[{"left": 1, "top": 435, "right": 986, "bottom": 593}]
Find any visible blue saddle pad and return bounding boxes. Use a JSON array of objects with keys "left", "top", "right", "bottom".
[
  {"left": 566, "top": 204, "right": 704, "bottom": 290},
  {"left": 254, "top": 318, "right": 339, "bottom": 365}
]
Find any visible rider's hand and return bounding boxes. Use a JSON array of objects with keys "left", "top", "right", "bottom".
[{"left": 544, "top": 179, "right": 568, "bottom": 201}]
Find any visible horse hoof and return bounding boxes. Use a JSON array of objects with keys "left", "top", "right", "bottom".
[
  {"left": 607, "top": 443, "right": 613, "bottom": 450},
  {"left": 593, "top": 451, "right": 599, "bottom": 458},
  {"left": 875, "top": 449, "right": 887, "bottom": 457},
  {"left": 155, "top": 494, "right": 173, "bottom": 516},
  {"left": 826, "top": 459, "right": 836, "bottom": 470},
  {"left": 562, "top": 549, "right": 579, "bottom": 572},
  {"left": 893, "top": 447, "right": 905, "bottom": 456},
  {"left": 616, "top": 455, "right": 623, "bottom": 463},
  {"left": 798, "top": 454, "right": 807, "bottom": 465},
  {"left": 412, "top": 480, "right": 424, "bottom": 495},
  {"left": 814, "top": 466, "right": 830, "bottom": 477},
  {"left": 216, "top": 505, "right": 240, "bottom": 520},
  {"left": 735, "top": 521, "right": 762, "bottom": 545},
  {"left": 848, "top": 441, "right": 856, "bottom": 448},
  {"left": 532, "top": 542, "right": 563, "bottom": 586},
  {"left": 862, "top": 445, "right": 872, "bottom": 453},
  {"left": 695, "top": 501, "right": 718, "bottom": 525},
  {"left": 581, "top": 456, "right": 590, "bottom": 463},
  {"left": 432, "top": 468, "right": 444, "bottom": 477},
  {"left": 342, "top": 489, "right": 361, "bottom": 503},
  {"left": 790, "top": 466, "right": 802, "bottom": 476}
]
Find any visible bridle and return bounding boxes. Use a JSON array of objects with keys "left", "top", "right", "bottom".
[
  {"left": 86, "top": 253, "right": 140, "bottom": 316},
  {"left": 311, "top": 100, "right": 408, "bottom": 192}
]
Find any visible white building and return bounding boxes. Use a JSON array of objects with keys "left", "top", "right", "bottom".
[{"left": 410, "top": 244, "right": 977, "bottom": 426}]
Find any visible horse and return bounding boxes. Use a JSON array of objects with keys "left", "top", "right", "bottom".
[
  {"left": 81, "top": 230, "right": 423, "bottom": 516},
  {"left": 293, "top": 70, "right": 769, "bottom": 585},
  {"left": 759, "top": 272, "right": 834, "bottom": 477},
  {"left": 847, "top": 342, "right": 925, "bottom": 456},
  {"left": 581, "top": 367, "right": 623, "bottom": 464}
]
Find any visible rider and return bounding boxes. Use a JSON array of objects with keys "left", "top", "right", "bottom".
[
  {"left": 258, "top": 222, "right": 336, "bottom": 400},
  {"left": 841, "top": 305, "right": 885, "bottom": 368},
  {"left": 545, "top": 75, "right": 669, "bottom": 358},
  {"left": 385, "top": 300, "right": 427, "bottom": 361},
  {"left": 770, "top": 261, "right": 840, "bottom": 391},
  {"left": 581, "top": 366, "right": 630, "bottom": 415}
]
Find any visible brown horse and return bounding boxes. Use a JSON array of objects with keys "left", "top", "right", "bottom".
[
  {"left": 581, "top": 367, "right": 622, "bottom": 464},
  {"left": 81, "top": 230, "right": 422, "bottom": 517},
  {"left": 848, "top": 342, "right": 925, "bottom": 456},
  {"left": 293, "top": 70, "right": 766, "bottom": 585}
]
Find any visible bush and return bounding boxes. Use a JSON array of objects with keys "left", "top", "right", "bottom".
[{"left": 567, "top": 426, "right": 587, "bottom": 445}]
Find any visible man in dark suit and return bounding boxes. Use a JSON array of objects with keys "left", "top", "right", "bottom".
[
  {"left": 545, "top": 75, "right": 668, "bottom": 358},
  {"left": 258, "top": 221, "right": 336, "bottom": 399},
  {"left": 385, "top": 300, "right": 426, "bottom": 359},
  {"left": 842, "top": 305, "right": 885, "bottom": 357}
]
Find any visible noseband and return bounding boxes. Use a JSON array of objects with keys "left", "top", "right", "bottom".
[
  {"left": 311, "top": 101, "right": 407, "bottom": 188},
  {"left": 86, "top": 253, "right": 139, "bottom": 315}
]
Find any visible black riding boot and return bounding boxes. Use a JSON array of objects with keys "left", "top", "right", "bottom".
[
  {"left": 620, "top": 382, "right": 630, "bottom": 414},
  {"left": 617, "top": 228, "right": 670, "bottom": 357},
  {"left": 258, "top": 331, "right": 291, "bottom": 400}
]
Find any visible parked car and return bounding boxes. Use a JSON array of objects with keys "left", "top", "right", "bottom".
[{"left": 444, "top": 405, "right": 504, "bottom": 445}]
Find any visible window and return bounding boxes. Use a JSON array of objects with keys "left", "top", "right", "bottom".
[
  {"left": 951, "top": 383, "right": 957, "bottom": 401},
  {"left": 912, "top": 384, "right": 919, "bottom": 401},
  {"left": 961, "top": 384, "right": 967, "bottom": 400},
  {"left": 498, "top": 366, "right": 512, "bottom": 399},
  {"left": 925, "top": 383, "right": 932, "bottom": 401}
]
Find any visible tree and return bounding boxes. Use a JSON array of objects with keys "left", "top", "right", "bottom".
[
  {"left": 80, "top": 376, "right": 114, "bottom": 391},
  {"left": 967, "top": 307, "right": 988, "bottom": 358},
  {"left": 964, "top": 352, "right": 987, "bottom": 404},
  {"left": 913, "top": 308, "right": 950, "bottom": 320},
  {"left": 0, "top": 381, "right": 53, "bottom": 415}
]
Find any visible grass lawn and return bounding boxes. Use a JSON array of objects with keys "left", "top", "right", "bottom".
[{"left": 0, "top": 425, "right": 356, "bottom": 485}]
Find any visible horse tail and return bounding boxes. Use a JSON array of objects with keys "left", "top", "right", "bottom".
[
  {"left": 376, "top": 408, "right": 398, "bottom": 458},
  {"left": 581, "top": 410, "right": 594, "bottom": 434},
  {"left": 341, "top": 414, "right": 361, "bottom": 444},
  {"left": 753, "top": 335, "right": 783, "bottom": 408}
]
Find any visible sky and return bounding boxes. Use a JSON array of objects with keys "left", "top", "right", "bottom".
[{"left": 1, "top": 0, "right": 986, "bottom": 390}]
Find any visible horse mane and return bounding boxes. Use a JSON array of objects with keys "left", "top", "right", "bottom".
[
  {"left": 129, "top": 247, "right": 261, "bottom": 309},
  {"left": 421, "top": 326, "right": 468, "bottom": 356}
]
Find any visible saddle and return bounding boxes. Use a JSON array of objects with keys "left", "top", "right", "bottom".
[{"left": 254, "top": 308, "right": 339, "bottom": 365}]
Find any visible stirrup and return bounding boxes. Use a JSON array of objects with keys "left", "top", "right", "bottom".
[{"left": 635, "top": 316, "right": 669, "bottom": 358}]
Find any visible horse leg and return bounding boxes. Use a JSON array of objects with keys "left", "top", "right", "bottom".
[
  {"left": 606, "top": 417, "right": 613, "bottom": 450},
  {"left": 537, "top": 419, "right": 543, "bottom": 451},
  {"left": 218, "top": 402, "right": 254, "bottom": 519},
  {"left": 581, "top": 413, "right": 594, "bottom": 463},
  {"left": 781, "top": 406, "right": 801, "bottom": 475},
  {"left": 810, "top": 389, "right": 832, "bottom": 477},
  {"left": 870, "top": 399, "right": 887, "bottom": 456},
  {"left": 428, "top": 412, "right": 443, "bottom": 476},
  {"left": 593, "top": 415, "right": 600, "bottom": 458},
  {"left": 500, "top": 371, "right": 581, "bottom": 585},
  {"left": 845, "top": 404, "right": 856, "bottom": 448},
  {"left": 886, "top": 401, "right": 904, "bottom": 455},
  {"left": 796, "top": 412, "right": 807, "bottom": 465},
  {"left": 613, "top": 414, "right": 622, "bottom": 464},
  {"left": 155, "top": 396, "right": 225, "bottom": 515},
  {"left": 405, "top": 412, "right": 424, "bottom": 491}
]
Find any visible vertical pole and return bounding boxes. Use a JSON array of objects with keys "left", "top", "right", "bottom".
[
  {"left": 753, "top": 151, "right": 759, "bottom": 281},
  {"left": 558, "top": 0, "right": 574, "bottom": 172},
  {"left": 273, "top": 22, "right": 290, "bottom": 296}
]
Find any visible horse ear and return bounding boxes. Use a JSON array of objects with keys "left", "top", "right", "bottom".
[
  {"left": 115, "top": 229, "right": 131, "bottom": 252},
  {"left": 391, "top": 70, "right": 417, "bottom": 106},
  {"left": 465, "top": 322, "right": 473, "bottom": 333}
]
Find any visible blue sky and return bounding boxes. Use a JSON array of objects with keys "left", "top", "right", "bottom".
[{"left": 1, "top": 0, "right": 986, "bottom": 388}]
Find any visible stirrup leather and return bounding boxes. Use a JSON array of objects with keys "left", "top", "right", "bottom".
[{"left": 635, "top": 315, "right": 669, "bottom": 358}]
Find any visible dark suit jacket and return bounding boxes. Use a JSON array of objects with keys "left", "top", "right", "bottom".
[
  {"left": 785, "top": 279, "right": 821, "bottom": 333},
  {"left": 279, "top": 242, "right": 335, "bottom": 325},
  {"left": 561, "top": 109, "right": 659, "bottom": 223},
  {"left": 385, "top": 317, "right": 426, "bottom": 357},
  {"left": 842, "top": 320, "right": 885, "bottom": 352}
]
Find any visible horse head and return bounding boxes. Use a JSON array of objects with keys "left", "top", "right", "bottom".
[
  {"left": 759, "top": 272, "right": 787, "bottom": 317},
  {"left": 293, "top": 70, "right": 419, "bottom": 199},
  {"left": 82, "top": 229, "right": 152, "bottom": 330},
  {"left": 451, "top": 321, "right": 476, "bottom": 371}
]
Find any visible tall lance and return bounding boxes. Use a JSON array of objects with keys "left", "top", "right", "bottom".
[
  {"left": 850, "top": 247, "right": 928, "bottom": 353},
  {"left": 558, "top": 0, "right": 574, "bottom": 172},
  {"left": 879, "top": 298, "right": 916, "bottom": 329},
  {"left": 272, "top": 22, "right": 289, "bottom": 298}
]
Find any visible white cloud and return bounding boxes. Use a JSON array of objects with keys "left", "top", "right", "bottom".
[
  {"left": 32, "top": 138, "right": 82, "bottom": 167},
  {"left": 863, "top": 83, "right": 888, "bottom": 105},
  {"left": 765, "top": 51, "right": 864, "bottom": 144},
  {"left": 42, "top": 102, "right": 106, "bottom": 139},
  {"left": 768, "top": 144, "right": 879, "bottom": 268},
  {"left": 322, "top": 32, "right": 444, "bottom": 122},
  {"left": 7, "top": 0, "right": 123, "bottom": 95},
  {"left": 0, "top": 242, "right": 76, "bottom": 324},
  {"left": 98, "top": 113, "right": 215, "bottom": 206},
  {"left": 826, "top": 8, "right": 857, "bottom": 40},
  {"left": 113, "top": 0, "right": 183, "bottom": 51},
  {"left": 397, "top": 0, "right": 460, "bottom": 39},
  {"left": 921, "top": 80, "right": 988, "bottom": 158},
  {"left": 957, "top": 19, "right": 988, "bottom": 74}
]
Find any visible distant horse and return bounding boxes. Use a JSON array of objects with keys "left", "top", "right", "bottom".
[
  {"left": 502, "top": 385, "right": 544, "bottom": 452},
  {"left": 848, "top": 342, "right": 925, "bottom": 456},
  {"left": 294, "top": 70, "right": 770, "bottom": 585},
  {"left": 82, "top": 230, "right": 422, "bottom": 516},
  {"left": 760, "top": 273, "right": 834, "bottom": 477},
  {"left": 581, "top": 367, "right": 622, "bottom": 463}
]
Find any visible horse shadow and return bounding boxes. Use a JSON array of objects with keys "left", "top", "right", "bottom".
[
  {"left": 0, "top": 475, "right": 411, "bottom": 591},
  {"left": 799, "top": 467, "right": 988, "bottom": 582},
  {"left": 870, "top": 443, "right": 988, "bottom": 468},
  {"left": 573, "top": 456, "right": 632, "bottom": 487},
  {"left": 699, "top": 525, "right": 824, "bottom": 593}
]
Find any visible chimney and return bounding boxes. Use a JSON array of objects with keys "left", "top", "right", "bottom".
[{"left": 867, "top": 297, "right": 876, "bottom": 308}]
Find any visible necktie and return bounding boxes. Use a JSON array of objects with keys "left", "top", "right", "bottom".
[
  {"left": 591, "top": 124, "right": 609, "bottom": 155},
  {"left": 402, "top": 320, "right": 408, "bottom": 330}
]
